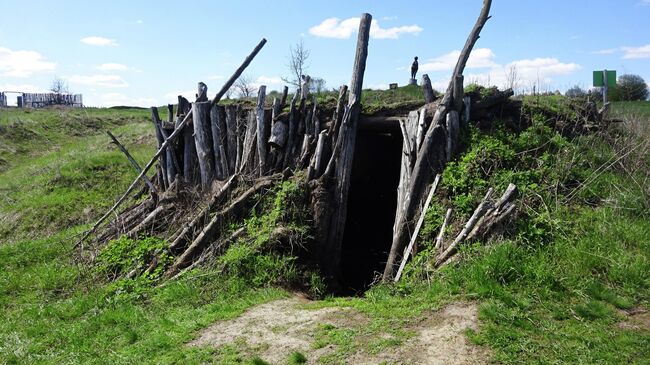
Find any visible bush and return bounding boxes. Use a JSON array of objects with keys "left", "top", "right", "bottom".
[
  {"left": 565, "top": 85, "right": 586, "bottom": 98},
  {"left": 612, "top": 74, "right": 649, "bottom": 101}
]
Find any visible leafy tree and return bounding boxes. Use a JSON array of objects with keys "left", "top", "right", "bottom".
[
  {"left": 565, "top": 85, "right": 586, "bottom": 98},
  {"left": 613, "top": 74, "right": 648, "bottom": 101}
]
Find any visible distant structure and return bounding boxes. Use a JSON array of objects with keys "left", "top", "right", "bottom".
[{"left": 0, "top": 91, "right": 83, "bottom": 108}]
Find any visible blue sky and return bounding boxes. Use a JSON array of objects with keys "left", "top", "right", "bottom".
[{"left": 1, "top": 0, "right": 649, "bottom": 106}]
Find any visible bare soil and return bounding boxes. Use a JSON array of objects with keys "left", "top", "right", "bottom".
[{"left": 191, "top": 296, "right": 488, "bottom": 364}]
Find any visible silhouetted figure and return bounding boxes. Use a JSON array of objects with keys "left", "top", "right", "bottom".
[{"left": 411, "top": 56, "right": 419, "bottom": 79}]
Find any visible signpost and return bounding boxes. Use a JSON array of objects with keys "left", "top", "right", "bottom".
[{"left": 593, "top": 69, "right": 616, "bottom": 104}]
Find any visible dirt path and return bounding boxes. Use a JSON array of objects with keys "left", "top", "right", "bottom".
[{"left": 191, "top": 297, "right": 488, "bottom": 364}]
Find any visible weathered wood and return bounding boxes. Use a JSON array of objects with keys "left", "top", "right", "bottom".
[
  {"left": 311, "top": 95, "right": 320, "bottom": 138},
  {"left": 462, "top": 96, "right": 471, "bottom": 126},
  {"left": 182, "top": 119, "right": 197, "bottom": 183},
  {"left": 330, "top": 85, "right": 348, "bottom": 145},
  {"left": 106, "top": 131, "right": 157, "bottom": 195},
  {"left": 435, "top": 188, "right": 493, "bottom": 267},
  {"left": 283, "top": 91, "right": 300, "bottom": 168},
  {"left": 453, "top": 75, "right": 465, "bottom": 112},
  {"left": 322, "top": 13, "right": 372, "bottom": 278},
  {"left": 269, "top": 118, "right": 288, "bottom": 149},
  {"left": 465, "top": 183, "right": 517, "bottom": 242},
  {"left": 167, "top": 104, "right": 174, "bottom": 124},
  {"left": 383, "top": 0, "right": 492, "bottom": 281},
  {"left": 169, "top": 176, "right": 279, "bottom": 273},
  {"left": 422, "top": 74, "right": 435, "bottom": 103},
  {"left": 196, "top": 82, "right": 208, "bottom": 102},
  {"left": 446, "top": 111, "right": 460, "bottom": 161},
  {"left": 256, "top": 85, "right": 268, "bottom": 174},
  {"left": 308, "top": 130, "right": 327, "bottom": 180},
  {"left": 225, "top": 105, "right": 238, "bottom": 175},
  {"left": 210, "top": 105, "right": 225, "bottom": 180},
  {"left": 192, "top": 101, "right": 216, "bottom": 187},
  {"left": 127, "top": 205, "right": 165, "bottom": 238},
  {"left": 415, "top": 108, "right": 428, "bottom": 153},
  {"left": 168, "top": 174, "right": 238, "bottom": 251},
  {"left": 150, "top": 107, "right": 168, "bottom": 187},
  {"left": 235, "top": 107, "right": 246, "bottom": 172},
  {"left": 279, "top": 86, "right": 289, "bottom": 110},
  {"left": 394, "top": 173, "right": 440, "bottom": 282},
  {"left": 434, "top": 208, "right": 453, "bottom": 250},
  {"left": 74, "top": 38, "right": 267, "bottom": 248},
  {"left": 158, "top": 125, "right": 179, "bottom": 184},
  {"left": 239, "top": 110, "right": 258, "bottom": 173}
]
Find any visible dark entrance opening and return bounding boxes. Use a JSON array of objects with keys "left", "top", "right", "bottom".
[{"left": 340, "top": 129, "right": 403, "bottom": 294}]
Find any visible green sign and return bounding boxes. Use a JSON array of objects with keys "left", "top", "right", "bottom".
[{"left": 593, "top": 70, "right": 616, "bottom": 87}]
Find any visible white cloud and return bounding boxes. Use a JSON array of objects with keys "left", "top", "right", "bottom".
[
  {"left": 96, "top": 92, "right": 158, "bottom": 107},
  {"left": 95, "top": 63, "right": 129, "bottom": 71},
  {"left": 0, "top": 83, "right": 47, "bottom": 93},
  {"left": 622, "top": 44, "right": 650, "bottom": 59},
  {"left": 0, "top": 47, "right": 56, "bottom": 77},
  {"left": 309, "top": 17, "right": 422, "bottom": 39},
  {"left": 592, "top": 48, "right": 618, "bottom": 55},
  {"left": 253, "top": 75, "right": 284, "bottom": 92},
  {"left": 464, "top": 57, "right": 581, "bottom": 91},
  {"left": 420, "top": 48, "right": 498, "bottom": 72},
  {"left": 164, "top": 90, "right": 196, "bottom": 103},
  {"left": 80, "top": 36, "right": 118, "bottom": 46},
  {"left": 68, "top": 74, "right": 129, "bottom": 88}
]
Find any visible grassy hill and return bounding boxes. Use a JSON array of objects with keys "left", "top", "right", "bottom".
[{"left": 0, "top": 98, "right": 649, "bottom": 364}]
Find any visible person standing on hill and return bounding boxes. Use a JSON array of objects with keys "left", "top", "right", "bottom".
[{"left": 411, "top": 56, "right": 419, "bottom": 79}]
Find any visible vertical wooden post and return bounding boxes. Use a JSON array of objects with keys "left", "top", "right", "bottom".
[
  {"left": 602, "top": 69, "right": 608, "bottom": 104},
  {"left": 192, "top": 101, "right": 216, "bottom": 187},
  {"left": 323, "top": 12, "right": 372, "bottom": 278},
  {"left": 256, "top": 85, "right": 268, "bottom": 174},
  {"left": 422, "top": 74, "right": 435, "bottom": 103},
  {"left": 210, "top": 105, "right": 225, "bottom": 180},
  {"left": 225, "top": 105, "right": 238, "bottom": 176}
]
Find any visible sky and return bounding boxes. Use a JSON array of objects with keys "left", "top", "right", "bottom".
[{"left": 1, "top": 0, "right": 649, "bottom": 107}]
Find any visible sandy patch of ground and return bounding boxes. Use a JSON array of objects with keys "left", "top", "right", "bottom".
[
  {"left": 191, "top": 297, "right": 488, "bottom": 364},
  {"left": 617, "top": 307, "right": 650, "bottom": 332}
]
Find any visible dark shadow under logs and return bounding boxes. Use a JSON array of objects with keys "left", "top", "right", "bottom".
[{"left": 339, "top": 130, "right": 402, "bottom": 294}]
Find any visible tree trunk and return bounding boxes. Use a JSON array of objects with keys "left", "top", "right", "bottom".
[{"left": 192, "top": 101, "right": 216, "bottom": 187}]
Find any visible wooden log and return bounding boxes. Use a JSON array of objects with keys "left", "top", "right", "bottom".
[
  {"left": 308, "top": 130, "right": 327, "bottom": 180},
  {"left": 196, "top": 82, "right": 208, "bottom": 102},
  {"left": 126, "top": 204, "right": 165, "bottom": 238},
  {"left": 235, "top": 106, "right": 246, "bottom": 172},
  {"left": 435, "top": 188, "right": 493, "bottom": 267},
  {"left": 239, "top": 109, "right": 258, "bottom": 173},
  {"left": 465, "top": 183, "right": 517, "bottom": 242},
  {"left": 279, "top": 86, "right": 288, "bottom": 110},
  {"left": 192, "top": 101, "right": 216, "bottom": 187},
  {"left": 158, "top": 126, "right": 179, "bottom": 184},
  {"left": 462, "top": 96, "right": 471, "bottom": 126},
  {"left": 150, "top": 107, "right": 168, "bottom": 188},
  {"left": 168, "top": 174, "right": 238, "bottom": 251},
  {"left": 383, "top": 0, "right": 492, "bottom": 282},
  {"left": 106, "top": 131, "right": 157, "bottom": 195},
  {"left": 74, "top": 38, "right": 267, "bottom": 248},
  {"left": 225, "top": 105, "right": 238, "bottom": 176},
  {"left": 453, "top": 75, "right": 464, "bottom": 112},
  {"left": 167, "top": 104, "right": 174, "bottom": 124},
  {"left": 422, "top": 74, "right": 435, "bottom": 103},
  {"left": 434, "top": 208, "right": 453, "bottom": 251},
  {"left": 394, "top": 173, "right": 440, "bottom": 282},
  {"left": 312, "top": 95, "right": 320, "bottom": 137},
  {"left": 255, "top": 85, "right": 268, "bottom": 174},
  {"left": 446, "top": 111, "right": 460, "bottom": 161},
  {"left": 182, "top": 119, "right": 197, "bottom": 183},
  {"left": 210, "top": 105, "right": 225, "bottom": 180},
  {"left": 330, "top": 85, "right": 348, "bottom": 145},
  {"left": 415, "top": 108, "right": 428, "bottom": 154},
  {"left": 282, "top": 91, "right": 299, "bottom": 169},
  {"left": 322, "top": 13, "right": 372, "bottom": 278},
  {"left": 169, "top": 176, "right": 278, "bottom": 273},
  {"left": 269, "top": 118, "right": 288, "bottom": 149}
]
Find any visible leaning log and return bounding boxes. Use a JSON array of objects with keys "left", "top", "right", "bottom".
[
  {"left": 321, "top": 13, "right": 372, "bottom": 278},
  {"left": 383, "top": 0, "right": 492, "bottom": 281},
  {"left": 106, "top": 131, "right": 157, "bottom": 195},
  {"left": 74, "top": 38, "right": 267, "bottom": 247}
]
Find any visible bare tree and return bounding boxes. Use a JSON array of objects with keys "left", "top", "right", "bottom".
[
  {"left": 311, "top": 77, "right": 327, "bottom": 94},
  {"left": 282, "top": 40, "right": 310, "bottom": 88},
  {"left": 504, "top": 65, "right": 519, "bottom": 93},
  {"left": 50, "top": 77, "right": 69, "bottom": 95},
  {"left": 234, "top": 74, "right": 258, "bottom": 98}
]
